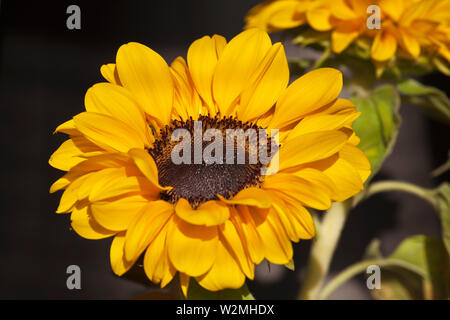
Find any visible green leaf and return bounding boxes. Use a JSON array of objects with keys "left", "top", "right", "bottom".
[
  {"left": 390, "top": 235, "right": 450, "bottom": 299},
  {"left": 186, "top": 279, "right": 254, "bottom": 300},
  {"left": 351, "top": 85, "right": 401, "bottom": 179},
  {"left": 397, "top": 78, "right": 450, "bottom": 125},
  {"left": 371, "top": 266, "right": 424, "bottom": 300},
  {"left": 372, "top": 235, "right": 450, "bottom": 300},
  {"left": 362, "top": 180, "right": 450, "bottom": 258},
  {"left": 320, "top": 235, "right": 449, "bottom": 300},
  {"left": 362, "top": 239, "right": 416, "bottom": 300}
]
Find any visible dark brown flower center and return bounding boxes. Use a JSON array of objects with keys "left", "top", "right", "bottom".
[{"left": 148, "top": 115, "right": 273, "bottom": 208}]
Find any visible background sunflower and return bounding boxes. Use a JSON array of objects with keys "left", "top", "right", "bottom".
[{"left": 245, "top": 0, "right": 450, "bottom": 70}]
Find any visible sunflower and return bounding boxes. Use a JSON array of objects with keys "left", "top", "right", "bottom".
[
  {"left": 245, "top": 0, "right": 332, "bottom": 33},
  {"left": 376, "top": 0, "right": 450, "bottom": 61},
  {"left": 49, "top": 28, "right": 370, "bottom": 294},
  {"left": 245, "top": 0, "right": 450, "bottom": 63}
]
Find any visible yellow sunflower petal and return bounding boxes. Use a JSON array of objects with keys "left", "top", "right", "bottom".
[
  {"left": 332, "top": 27, "right": 360, "bottom": 54},
  {"left": 167, "top": 216, "right": 218, "bottom": 277},
  {"left": 143, "top": 224, "right": 175, "bottom": 288},
  {"left": 220, "top": 219, "right": 254, "bottom": 279},
  {"left": 50, "top": 170, "right": 84, "bottom": 193},
  {"left": 116, "top": 42, "right": 174, "bottom": 126},
  {"left": 264, "top": 173, "right": 331, "bottom": 210},
  {"left": 399, "top": 29, "right": 421, "bottom": 58},
  {"left": 308, "top": 98, "right": 356, "bottom": 116},
  {"left": 187, "top": 35, "right": 226, "bottom": 111},
  {"left": 291, "top": 167, "right": 335, "bottom": 198},
  {"left": 251, "top": 207, "right": 293, "bottom": 264},
  {"left": 371, "top": 31, "right": 397, "bottom": 61},
  {"left": 100, "top": 63, "right": 121, "bottom": 85},
  {"left": 124, "top": 200, "right": 173, "bottom": 262},
  {"left": 213, "top": 34, "right": 227, "bottom": 57},
  {"left": 271, "top": 68, "right": 343, "bottom": 128},
  {"left": 309, "top": 154, "right": 364, "bottom": 201},
  {"left": 239, "top": 42, "right": 289, "bottom": 122},
  {"left": 348, "top": 131, "right": 360, "bottom": 145},
  {"left": 73, "top": 112, "right": 147, "bottom": 153},
  {"left": 330, "top": 0, "right": 359, "bottom": 20},
  {"left": 218, "top": 187, "right": 272, "bottom": 208},
  {"left": 339, "top": 144, "right": 371, "bottom": 183},
  {"left": 90, "top": 194, "right": 150, "bottom": 231},
  {"left": 326, "top": 158, "right": 364, "bottom": 201},
  {"left": 53, "top": 119, "right": 79, "bottom": 136},
  {"left": 175, "top": 198, "right": 229, "bottom": 227},
  {"left": 307, "top": 8, "right": 332, "bottom": 31},
  {"left": 85, "top": 83, "right": 152, "bottom": 146},
  {"left": 128, "top": 148, "right": 170, "bottom": 190},
  {"left": 170, "top": 57, "right": 203, "bottom": 120},
  {"left": 110, "top": 232, "right": 135, "bottom": 276},
  {"left": 88, "top": 167, "right": 159, "bottom": 202},
  {"left": 231, "top": 206, "right": 264, "bottom": 265},
  {"left": 213, "top": 28, "right": 272, "bottom": 115},
  {"left": 71, "top": 204, "right": 116, "bottom": 240},
  {"left": 268, "top": 201, "right": 298, "bottom": 242},
  {"left": 270, "top": 194, "right": 314, "bottom": 241},
  {"left": 69, "top": 153, "right": 133, "bottom": 173},
  {"left": 56, "top": 174, "right": 92, "bottom": 213},
  {"left": 50, "top": 153, "right": 134, "bottom": 195},
  {"left": 381, "top": 0, "right": 403, "bottom": 21},
  {"left": 265, "top": 1, "right": 305, "bottom": 30},
  {"left": 287, "top": 112, "right": 360, "bottom": 140},
  {"left": 278, "top": 130, "right": 348, "bottom": 171},
  {"left": 77, "top": 167, "right": 124, "bottom": 201},
  {"left": 196, "top": 236, "right": 246, "bottom": 291},
  {"left": 49, "top": 137, "right": 103, "bottom": 171},
  {"left": 179, "top": 273, "right": 190, "bottom": 297}
]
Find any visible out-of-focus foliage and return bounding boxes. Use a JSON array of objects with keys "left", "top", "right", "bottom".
[
  {"left": 366, "top": 236, "right": 450, "bottom": 300},
  {"left": 246, "top": 0, "right": 450, "bottom": 77},
  {"left": 351, "top": 85, "right": 400, "bottom": 180},
  {"left": 244, "top": 0, "right": 450, "bottom": 302},
  {"left": 397, "top": 78, "right": 450, "bottom": 126}
]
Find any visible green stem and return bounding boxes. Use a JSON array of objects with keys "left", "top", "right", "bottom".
[
  {"left": 298, "top": 200, "right": 352, "bottom": 299},
  {"left": 431, "top": 157, "right": 450, "bottom": 177},
  {"left": 313, "top": 46, "right": 331, "bottom": 69},
  {"left": 299, "top": 181, "right": 436, "bottom": 300},
  {"left": 361, "top": 180, "right": 438, "bottom": 209},
  {"left": 318, "top": 258, "right": 425, "bottom": 300}
]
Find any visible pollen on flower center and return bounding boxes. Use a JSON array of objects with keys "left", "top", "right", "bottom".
[{"left": 148, "top": 115, "right": 271, "bottom": 208}]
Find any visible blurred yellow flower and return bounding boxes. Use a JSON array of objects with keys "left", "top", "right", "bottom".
[
  {"left": 246, "top": 0, "right": 450, "bottom": 63},
  {"left": 245, "top": 0, "right": 332, "bottom": 32},
  {"left": 49, "top": 29, "right": 369, "bottom": 294}
]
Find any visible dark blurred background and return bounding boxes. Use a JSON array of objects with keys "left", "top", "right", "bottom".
[{"left": 0, "top": 0, "right": 449, "bottom": 299}]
